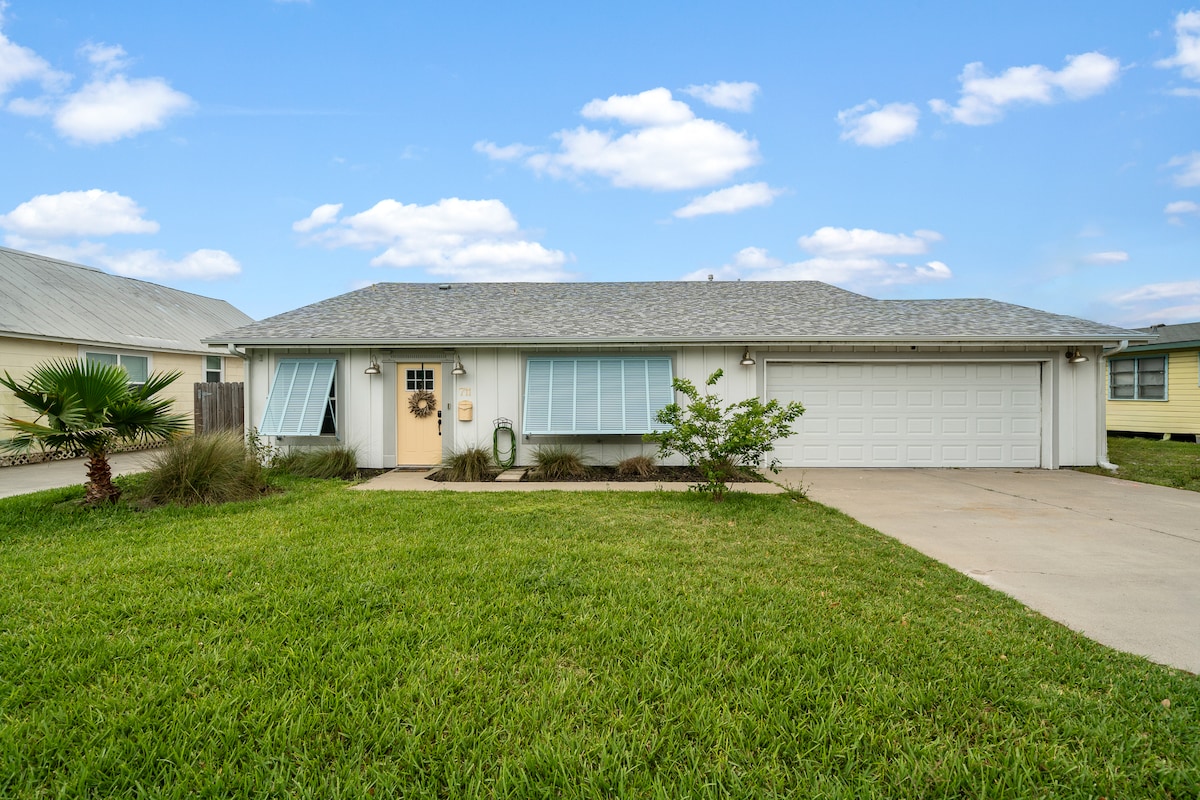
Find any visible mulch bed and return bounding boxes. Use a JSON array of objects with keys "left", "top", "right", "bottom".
[{"left": 427, "top": 466, "right": 764, "bottom": 483}]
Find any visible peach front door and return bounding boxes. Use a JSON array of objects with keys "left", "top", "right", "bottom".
[{"left": 397, "top": 363, "right": 442, "bottom": 465}]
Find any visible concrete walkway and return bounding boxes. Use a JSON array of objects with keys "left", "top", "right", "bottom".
[
  {"left": 352, "top": 469, "right": 786, "bottom": 494},
  {"left": 0, "top": 451, "right": 158, "bottom": 499},
  {"left": 788, "top": 468, "right": 1200, "bottom": 673}
]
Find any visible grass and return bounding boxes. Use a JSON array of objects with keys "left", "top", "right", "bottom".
[
  {"left": 1079, "top": 435, "right": 1200, "bottom": 491},
  {"left": 529, "top": 445, "right": 589, "bottom": 480},
  {"left": 1, "top": 481, "right": 1197, "bottom": 798}
]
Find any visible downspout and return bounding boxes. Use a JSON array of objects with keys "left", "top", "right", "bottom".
[{"left": 1097, "top": 340, "right": 1129, "bottom": 470}]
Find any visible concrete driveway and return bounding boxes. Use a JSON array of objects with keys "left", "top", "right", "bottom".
[
  {"left": 783, "top": 468, "right": 1200, "bottom": 673},
  {"left": 0, "top": 451, "right": 158, "bottom": 499}
]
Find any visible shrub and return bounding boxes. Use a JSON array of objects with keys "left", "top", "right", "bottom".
[
  {"left": 140, "top": 431, "right": 266, "bottom": 506},
  {"left": 616, "top": 454, "right": 656, "bottom": 478},
  {"left": 645, "top": 369, "right": 804, "bottom": 501},
  {"left": 531, "top": 446, "right": 589, "bottom": 480},
  {"left": 273, "top": 446, "right": 359, "bottom": 479},
  {"left": 443, "top": 447, "right": 496, "bottom": 481}
]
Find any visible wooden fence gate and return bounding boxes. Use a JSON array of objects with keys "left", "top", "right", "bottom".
[{"left": 194, "top": 382, "right": 245, "bottom": 434}]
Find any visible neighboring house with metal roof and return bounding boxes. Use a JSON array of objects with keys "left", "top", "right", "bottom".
[
  {"left": 1106, "top": 321, "right": 1200, "bottom": 440},
  {"left": 0, "top": 247, "right": 254, "bottom": 432},
  {"left": 208, "top": 280, "right": 1147, "bottom": 470}
]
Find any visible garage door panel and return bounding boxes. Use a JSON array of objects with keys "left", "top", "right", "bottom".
[{"left": 767, "top": 362, "right": 1041, "bottom": 467}]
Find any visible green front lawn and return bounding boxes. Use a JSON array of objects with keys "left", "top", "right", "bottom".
[
  {"left": 1080, "top": 435, "right": 1200, "bottom": 491},
  {"left": 1, "top": 481, "right": 1196, "bottom": 798}
]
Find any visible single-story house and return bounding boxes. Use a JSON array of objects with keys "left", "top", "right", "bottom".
[
  {"left": 1107, "top": 321, "right": 1199, "bottom": 440},
  {"left": 208, "top": 281, "right": 1147, "bottom": 470},
  {"left": 0, "top": 247, "right": 254, "bottom": 432}
]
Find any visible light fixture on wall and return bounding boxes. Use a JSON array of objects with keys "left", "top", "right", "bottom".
[
  {"left": 451, "top": 356, "right": 466, "bottom": 376},
  {"left": 364, "top": 351, "right": 381, "bottom": 375},
  {"left": 1066, "top": 347, "right": 1089, "bottom": 364},
  {"left": 740, "top": 348, "right": 756, "bottom": 366}
]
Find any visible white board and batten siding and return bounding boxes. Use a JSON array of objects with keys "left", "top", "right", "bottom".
[{"left": 766, "top": 361, "right": 1043, "bottom": 467}]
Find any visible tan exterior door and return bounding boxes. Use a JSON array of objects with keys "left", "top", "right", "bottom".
[{"left": 397, "top": 363, "right": 443, "bottom": 465}]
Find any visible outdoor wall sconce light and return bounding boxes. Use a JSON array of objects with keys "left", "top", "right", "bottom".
[
  {"left": 1066, "top": 348, "right": 1089, "bottom": 364},
  {"left": 451, "top": 356, "right": 466, "bottom": 376},
  {"left": 364, "top": 352, "right": 381, "bottom": 375},
  {"left": 740, "top": 348, "right": 756, "bottom": 366}
]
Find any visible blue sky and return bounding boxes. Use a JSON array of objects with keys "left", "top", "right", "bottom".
[{"left": 0, "top": 1, "right": 1197, "bottom": 327}]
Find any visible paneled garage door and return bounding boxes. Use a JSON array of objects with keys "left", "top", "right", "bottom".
[{"left": 766, "top": 362, "right": 1042, "bottom": 467}]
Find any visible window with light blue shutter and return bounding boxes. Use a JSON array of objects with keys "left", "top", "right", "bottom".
[
  {"left": 522, "top": 357, "right": 674, "bottom": 434},
  {"left": 260, "top": 359, "right": 338, "bottom": 436}
]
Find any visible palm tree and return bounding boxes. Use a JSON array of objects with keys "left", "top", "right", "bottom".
[{"left": 1, "top": 358, "right": 189, "bottom": 506}]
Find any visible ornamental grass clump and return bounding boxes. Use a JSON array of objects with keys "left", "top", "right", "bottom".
[
  {"left": 616, "top": 454, "right": 657, "bottom": 478},
  {"left": 140, "top": 431, "right": 266, "bottom": 506},
  {"left": 272, "top": 446, "right": 359, "bottom": 479},
  {"left": 530, "top": 446, "right": 589, "bottom": 480},
  {"left": 442, "top": 446, "right": 496, "bottom": 481}
]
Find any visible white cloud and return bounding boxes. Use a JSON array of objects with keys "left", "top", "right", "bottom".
[
  {"left": 292, "top": 203, "right": 343, "bottom": 233},
  {"left": 473, "top": 140, "right": 535, "bottom": 161},
  {"left": 294, "top": 197, "right": 574, "bottom": 281},
  {"left": 100, "top": 248, "right": 241, "bottom": 280},
  {"left": 0, "top": 13, "right": 68, "bottom": 96},
  {"left": 837, "top": 100, "right": 920, "bottom": 147},
  {"left": 1108, "top": 280, "right": 1200, "bottom": 325},
  {"left": 673, "top": 182, "right": 783, "bottom": 218},
  {"left": 683, "top": 246, "right": 951, "bottom": 290},
  {"left": 0, "top": 186, "right": 238, "bottom": 281},
  {"left": 681, "top": 81, "right": 760, "bottom": 112},
  {"left": 80, "top": 42, "right": 131, "bottom": 75},
  {"left": 1165, "top": 200, "right": 1200, "bottom": 224},
  {"left": 0, "top": 14, "right": 190, "bottom": 144},
  {"left": 797, "top": 226, "right": 941, "bottom": 258},
  {"left": 930, "top": 52, "right": 1120, "bottom": 125},
  {"left": 581, "top": 87, "right": 694, "bottom": 126},
  {"left": 1156, "top": 11, "right": 1200, "bottom": 82},
  {"left": 513, "top": 87, "right": 760, "bottom": 191},
  {"left": 0, "top": 189, "right": 158, "bottom": 237},
  {"left": 54, "top": 74, "right": 192, "bottom": 143},
  {"left": 1168, "top": 152, "right": 1200, "bottom": 187},
  {"left": 1082, "top": 251, "right": 1129, "bottom": 265},
  {"left": 684, "top": 226, "right": 952, "bottom": 291}
]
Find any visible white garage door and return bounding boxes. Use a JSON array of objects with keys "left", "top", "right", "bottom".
[{"left": 766, "top": 362, "right": 1042, "bottom": 467}]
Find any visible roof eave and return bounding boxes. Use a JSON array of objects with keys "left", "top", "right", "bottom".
[{"left": 205, "top": 333, "right": 1148, "bottom": 348}]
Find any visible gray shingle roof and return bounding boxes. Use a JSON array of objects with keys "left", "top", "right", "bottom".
[
  {"left": 0, "top": 247, "right": 254, "bottom": 353},
  {"left": 1123, "top": 321, "right": 1200, "bottom": 352},
  {"left": 210, "top": 281, "right": 1144, "bottom": 346}
]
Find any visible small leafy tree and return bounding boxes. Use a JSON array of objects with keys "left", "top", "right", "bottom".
[
  {"left": 1, "top": 358, "right": 188, "bottom": 506},
  {"left": 645, "top": 369, "right": 804, "bottom": 500}
]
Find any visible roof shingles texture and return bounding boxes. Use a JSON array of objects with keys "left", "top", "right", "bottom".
[{"left": 212, "top": 281, "right": 1143, "bottom": 344}]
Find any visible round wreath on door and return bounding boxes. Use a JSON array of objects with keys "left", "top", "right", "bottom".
[{"left": 408, "top": 390, "right": 437, "bottom": 418}]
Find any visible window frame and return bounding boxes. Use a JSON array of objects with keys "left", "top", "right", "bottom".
[
  {"left": 1108, "top": 355, "right": 1168, "bottom": 401},
  {"left": 204, "top": 354, "right": 224, "bottom": 383},
  {"left": 522, "top": 355, "right": 675, "bottom": 436},
  {"left": 259, "top": 358, "right": 339, "bottom": 437},
  {"left": 82, "top": 349, "right": 151, "bottom": 387}
]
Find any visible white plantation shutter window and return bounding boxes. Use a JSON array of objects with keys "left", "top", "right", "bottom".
[
  {"left": 523, "top": 357, "right": 674, "bottom": 435},
  {"left": 260, "top": 359, "right": 337, "bottom": 436}
]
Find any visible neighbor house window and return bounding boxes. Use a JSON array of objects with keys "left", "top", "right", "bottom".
[
  {"left": 204, "top": 355, "right": 224, "bottom": 383},
  {"left": 85, "top": 351, "right": 149, "bottom": 386},
  {"left": 1109, "top": 356, "right": 1166, "bottom": 400},
  {"left": 259, "top": 358, "right": 338, "bottom": 436},
  {"left": 523, "top": 356, "right": 674, "bottom": 435}
]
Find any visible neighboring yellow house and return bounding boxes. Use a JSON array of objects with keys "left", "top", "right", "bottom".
[
  {"left": 1107, "top": 321, "right": 1200, "bottom": 440},
  {"left": 0, "top": 247, "right": 254, "bottom": 444}
]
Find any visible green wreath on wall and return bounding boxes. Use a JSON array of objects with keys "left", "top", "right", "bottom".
[{"left": 408, "top": 390, "right": 437, "bottom": 418}]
